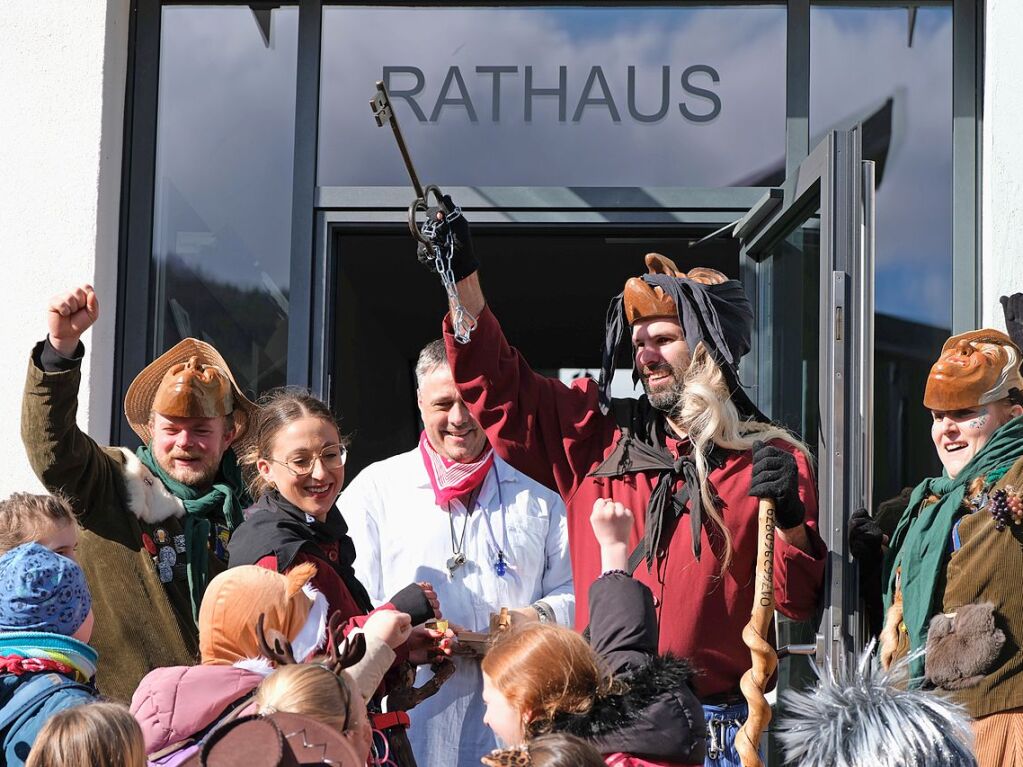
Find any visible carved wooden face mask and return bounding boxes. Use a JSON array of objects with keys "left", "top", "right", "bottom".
[
  {"left": 923, "top": 329, "right": 1023, "bottom": 411},
  {"left": 152, "top": 356, "right": 235, "bottom": 419},
  {"left": 622, "top": 253, "right": 727, "bottom": 324}
]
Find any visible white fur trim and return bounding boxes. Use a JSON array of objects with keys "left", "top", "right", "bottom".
[
  {"left": 290, "top": 586, "right": 329, "bottom": 663},
  {"left": 234, "top": 657, "right": 275, "bottom": 677},
  {"left": 117, "top": 448, "right": 185, "bottom": 524}
]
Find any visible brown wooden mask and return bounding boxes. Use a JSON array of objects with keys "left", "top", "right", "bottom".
[
  {"left": 152, "top": 355, "right": 234, "bottom": 419},
  {"left": 923, "top": 329, "right": 1023, "bottom": 411}
]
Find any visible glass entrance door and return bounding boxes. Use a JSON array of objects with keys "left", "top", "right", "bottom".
[
  {"left": 736, "top": 127, "right": 876, "bottom": 672},
  {"left": 318, "top": 128, "right": 875, "bottom": 669},
  {"left": 316, "top": 128, "right": 873, "bottom": 767}
]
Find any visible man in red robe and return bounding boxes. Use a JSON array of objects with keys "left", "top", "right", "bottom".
[{"left": 422, "top": 199, "right": 826, "bottom": 766}]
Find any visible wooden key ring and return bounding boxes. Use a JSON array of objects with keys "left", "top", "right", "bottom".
[{"left": 736, "top": 498, "right": 778, "bottom": 767}]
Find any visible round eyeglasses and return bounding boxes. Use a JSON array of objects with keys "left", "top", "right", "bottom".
[{"left": 269, "top": 444, "right": 348, "bottom": 477}]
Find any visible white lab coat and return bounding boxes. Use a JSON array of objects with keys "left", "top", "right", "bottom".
[{"left": 341, "top": 448, "right": 574, "bottom": 767}]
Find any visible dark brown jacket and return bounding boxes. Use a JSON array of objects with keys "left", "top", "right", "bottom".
[
  {"left": 942, "top": 454, "right": 1023, "bottom": 718},
  {"left": 20, "top": 343, "right": 226, "bottom": 702}
]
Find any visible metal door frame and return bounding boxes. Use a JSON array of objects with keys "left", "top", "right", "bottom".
[
  {"left": 740, "top": 127, "right": 875, "bottom": 671},
  {"left": 311, "top": 187, "right": 766, "bottom": 402}
]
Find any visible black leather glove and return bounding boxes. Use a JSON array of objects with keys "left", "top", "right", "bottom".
[
  {"left": 417, "top": 194, "right": 479, "bottom": 282},
  {"left": 848, "top": 508, "right": 886, "bottom": 563},
  {"left": 748, "top": 440, "right": 804, "bottom": 530},
  {"left": 1001, "top": 294, "right": 1023, "bottom": 355}
]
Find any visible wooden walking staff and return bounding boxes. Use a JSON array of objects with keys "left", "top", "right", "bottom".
[{"left": 736, "top": 497, "right": 778, "bottom": 767}]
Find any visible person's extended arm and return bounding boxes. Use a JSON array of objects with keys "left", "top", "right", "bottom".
[
  {"left": 429, "top": 200, "right": 614, "bottom": 498},
  {"left": 21, "top": 285, "right": 117, "bottom": 520},
  {"left": 586, "top": 500, "right": 658, "bottom": 674}
]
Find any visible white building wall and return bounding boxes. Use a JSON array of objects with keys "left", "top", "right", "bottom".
[
  {"left": 0, "top": 1, "right": 129, "bottom": 496},
  {"left": 982, "top": 0, "right": 1023, "bottom": 331}
]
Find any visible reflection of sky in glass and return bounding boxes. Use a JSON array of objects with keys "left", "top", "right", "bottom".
[
  {"left": 153, "top": 5, "right": 297, "bottom": 292},
  {"left": 811, "top": 6, "right": 952, "bottom": 329},
  {"left": 318, "top": 5, "right": 786, "bottom": 187},
  {"left": 151, "top": 6, "right": 298, "bottom": 393}
]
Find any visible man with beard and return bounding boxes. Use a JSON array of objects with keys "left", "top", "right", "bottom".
[
  {"left": 423, "top": 201, "right": 825, "bottom": 766},
  {"left": 21, "top": 284, "right": 257, "bottom": 702}
]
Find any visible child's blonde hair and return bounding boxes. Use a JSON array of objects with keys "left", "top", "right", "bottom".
[
  {"left": 0, "top": 492, "right": 77, "bottom": 556},
  {"left": 25, "top": 702, "right": 146, "bottom": 767},
  {"left": 255, "top": 663, "right": 358, "bottom": 733}
]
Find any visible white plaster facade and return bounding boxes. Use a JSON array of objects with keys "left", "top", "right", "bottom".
[
  {"left": 0, "top": 1, "right": 129, "bottom": 496},
  {"left": 982, "top": 0, "right": 1023, "bottom": 331}
]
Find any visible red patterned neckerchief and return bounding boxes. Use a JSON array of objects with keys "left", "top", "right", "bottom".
[
  {"left": 0, "top": 655, "right": 75, "bottom": 676},
  {"left": 419, "top": 431, "right": 494, "bottom": 507}
]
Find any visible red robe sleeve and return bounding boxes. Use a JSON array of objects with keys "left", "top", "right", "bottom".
[{"left": 444, "top": 306, "right": 616, "bottom": 499}]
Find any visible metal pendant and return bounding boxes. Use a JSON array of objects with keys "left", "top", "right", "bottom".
[
  {"left": 447, "top": 552, "right": 466, "bottom": 574},
  {"left": 494, "top": 550, "right": 507, "bottom": 576}
]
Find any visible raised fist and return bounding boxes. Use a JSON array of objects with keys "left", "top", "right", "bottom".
[
  {"left": 417, "top": 194, "right": 478, "bottom": 282},
  {"left": 590, "top": 499, "right": 633, "bottom": 549},
  {"left": 362, "top": 609, "right": 412, "bottom": 650},
  {"left": 47, "top": 285, "right": 99, "bottom": 356}
]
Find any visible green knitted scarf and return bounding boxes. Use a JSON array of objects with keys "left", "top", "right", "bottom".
[
  {"left": 136, "top": 445, "right": 250, "bottom": 622},
  {"left": 884, "top": 415, "right": 1023, "bottom": 679}
]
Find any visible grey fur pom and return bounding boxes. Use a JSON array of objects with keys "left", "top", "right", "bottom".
[
  {"left": 775, "top": 641, "right": 976, "bottom": 767},
  {"left": 925, "top": 602, "right": 1005, "bottom": 690}
]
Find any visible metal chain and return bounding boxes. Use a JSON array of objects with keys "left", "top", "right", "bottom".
[
  {"left": 705, "top": 714, "right": 743, "bottom": 760},
  {"left": 420, "top": 207, "right": 477, "bottom": 344}
]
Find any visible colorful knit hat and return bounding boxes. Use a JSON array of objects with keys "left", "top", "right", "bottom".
[
  {"left": 199, "top": 563, "right": 326, "bottom": 668},
  {"left": 0, "top": 543, "right": 92, "bottom": 636}
]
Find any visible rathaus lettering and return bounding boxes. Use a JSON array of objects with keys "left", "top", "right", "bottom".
[{"left": 382, "top": 64, "right": 722, "bottom": 124}]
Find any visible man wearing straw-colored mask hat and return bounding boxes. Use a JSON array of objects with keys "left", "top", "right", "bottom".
[{"left": 21, "top": 284, "right": 257, "bottom": 702}]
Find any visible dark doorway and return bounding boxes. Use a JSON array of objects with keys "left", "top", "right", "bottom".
[{"left": 332, "top": 228, "right": 740, "bottom": 478}]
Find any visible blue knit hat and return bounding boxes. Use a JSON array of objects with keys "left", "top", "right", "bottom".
[{"left": 0, "top": 543, "right": 92, "bottom": 635}]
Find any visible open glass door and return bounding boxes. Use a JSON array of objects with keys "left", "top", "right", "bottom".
[{"left": 735, "top": 127, "right": 876, "bottom": 674}]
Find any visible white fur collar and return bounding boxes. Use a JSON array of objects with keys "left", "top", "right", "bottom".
[
  {"left": 231, "top": 587, "right": 329, "bottom": 677},
  {"left": 234, "top": 657, "right": 275, "bottom": 677},
  {"left": 116, "top": 447, "right": 186, "bottom": 524},
  {"left": 290, "top": 585, "right": 329, "bottom": 663}
]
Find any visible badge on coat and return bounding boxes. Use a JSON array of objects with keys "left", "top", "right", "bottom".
[{"left": 150, "top": 527, "right": 186, "bottom": 584}]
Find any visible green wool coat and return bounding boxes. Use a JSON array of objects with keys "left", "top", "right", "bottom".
[{"left": 20, "top": 343, "right": 227, "bottom": 702}]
